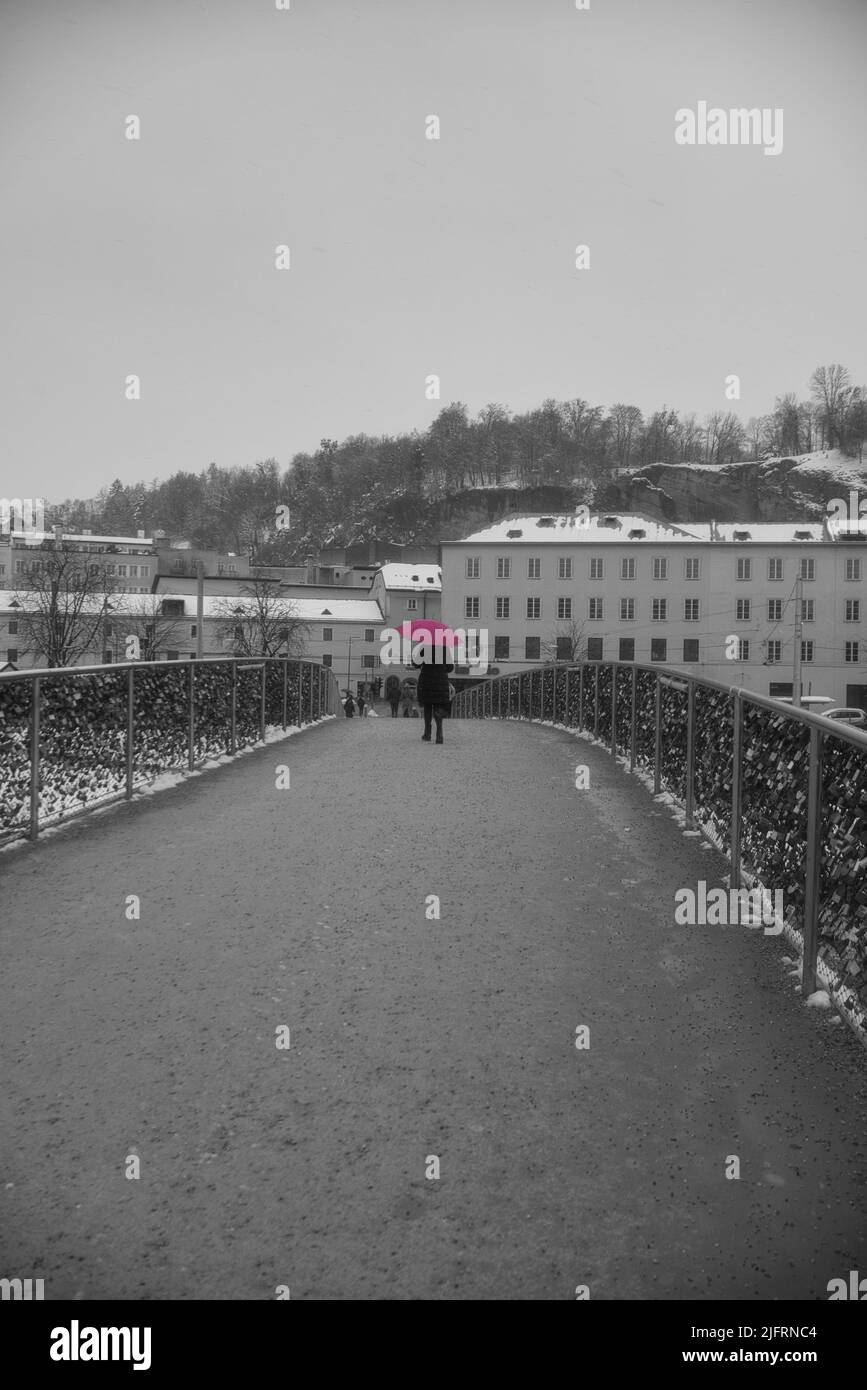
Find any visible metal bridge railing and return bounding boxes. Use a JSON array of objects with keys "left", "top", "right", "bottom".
[
  {"left": 0, "top": 657, "right": 341, "bottom": 845},
  {"left": 454, "top": 661, "right": 867, "bottom": 1021}
]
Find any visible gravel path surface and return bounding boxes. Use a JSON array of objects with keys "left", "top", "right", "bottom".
[{"left": 1, "top": 711, "right": 866, "bottom": 1300}]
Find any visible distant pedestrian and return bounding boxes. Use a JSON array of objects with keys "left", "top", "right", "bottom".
[
  {"left": 386, "top": 675, "right": 401, "bottom": 717},
  {"left": 343, "top": 692, "right": 356, "bottom": 718},
  {"left": 400, "top": 678, "right": 415, "bottom": 718},
  {"left": 357, "top": 687, "right": 366, "bottom": 717}
]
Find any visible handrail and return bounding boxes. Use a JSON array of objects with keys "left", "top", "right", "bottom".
[
  {"left": 0, "top": 656, "right": 342, "bottom": 845},
  {"left": 454, "top": 660, "right": 867, "bottom": 1034}
]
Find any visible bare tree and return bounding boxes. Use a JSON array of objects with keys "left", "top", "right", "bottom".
[
  {"left": 108, "top": 594, "right": 185, "bottom": 661},
  {"left": 608, "top": 403, "right": 644, "bottom": 473},
  {"left": 13, "top": 543, "right": 116, "bottom": 667},
  {"left": 213, "top": 578, "right": 309, "bottom": 657},
  {"left": 810, "top": 364, "right": 852, "bottom": 450},
  {"left": 543, "top": 617, "right": 588, "bottom": 663}
]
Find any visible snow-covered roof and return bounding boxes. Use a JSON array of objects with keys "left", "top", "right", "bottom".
[
  {"left": 0, "top": 590, "right": 385, "bottom": 623},
  {"left": 9, "top": 532, "right": 154, "bottom": 546},
  {"left": 375, "top": 563, "right": 442, "bottom": 590},
  {"left": 446, "top": 514, "right": 704, "bottom": 544},
  {"left": 446, "top": 514, "right": 850, "bottom": 546}
]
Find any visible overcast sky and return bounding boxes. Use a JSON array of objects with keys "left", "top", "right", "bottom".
[{"left": 1, "top": 0, "right": 865, "bottom": 501}]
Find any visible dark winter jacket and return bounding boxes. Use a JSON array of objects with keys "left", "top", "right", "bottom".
[{"left": 412, "top": 658, "right": 454, "bottom": 707}]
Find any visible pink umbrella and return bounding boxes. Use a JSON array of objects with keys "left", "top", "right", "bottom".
[{"left": 399, "top": 618, "right": 458, "bottom": 647}]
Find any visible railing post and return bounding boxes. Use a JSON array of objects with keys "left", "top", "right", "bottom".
[
  {"left": 730, "top": 691, "right": 743, "bottom": 889},
  {"left": 610, "top": 665, "right": 617, "bottom": 753},
  {"left": 653, "top": 675, "right": 662, "bottom": 794},
  {"left": 188, "top": 661, "right": 196, "bottom": 771},
  {"left": 593, "top": 664, "right": 600, "bottom": 736},
  {"left": 282, "top": 658, "right": 288, "bottom": 731},
  {"left": 629, "top": 666, "right": 637, "bottom": 772},
  {"left": 126, "top": 665, "right": 135, "bottom": 799},
  {"left": 297, "top": 661, "right": 303, "bottom": 727},
  {"left": 801, "top": 724, "right": 823, "bottom": 996},
  {"left": 260, "top": 662, "right": 267, "bottom": 742},
  {"left": 552, "top": 665, "right": 558, "bottom": 725},
  {"left": 308, "top": 662, "right": 314, "bottom": 723},
  {"left": 29, "top": 675, "right": 41, "bottom": 841},
  {"left": 519, "top": 672, "right": 523, "bottom": 719},
  {"left": 230, "top": 661, "right": 237, "bottom": 754},
  {"left": 684, "top": 679, "right": 696, "bottom": 829},
  {"left": 579, "top": 664, "right": 584, "bottom": 729},
  {"left": 565, "top": 667, "right": 571, "bottom": 726}
]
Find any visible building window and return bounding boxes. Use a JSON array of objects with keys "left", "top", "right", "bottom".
[
  {"left": 846, "top": 600, "right": 861, "bottom": 622},
  {"left": 587, "top": 637, "right": 603, "bottom": 660},
  {"left": 557, "top": 557, "right": 573, "bottom": 580},
  {"left": 466, "top": 557, "right": 480, "bottom": 579},
  {"left": 527, "top": 557, "right": 541, "bottom": 580},
  {"left": 141, "top": 566, "right": 150, "bottom": 578},
  {"left": 557, "top": 597, "right": 572, "bottom": 620},
  {"left": 589, "top": 557, "right": 604, "bottom": 580},
  {"left": 129, "top": 565, "right": 138, "bottom": 578},
  {"left": 800, "top": 598, "right": 814, "bottom": 622},
  {"left": 684, "top": 558, "right": 700, "bottom": 581},
  {"left": 589, "top": 597, "right": 603, "bottom": 621},
  {"left": 525, "top": 636, "right": 541, "bottom": 660},
  {"left": 800, "top": 558, "right": 815, "bottom": 581},
  {"left": 768, "top": 558, "right": 783, "bottom": 582},
  {"left": 766, "top": 640, "right": 782, "bottom": 663},
  {"left": 7, "top": 648, "right": 18, "bottom": 663},
  {"left": 845, "top": 558, "right": 862, "bottom": 582},
  {"left": 619, "top": 638, "right": 635, "bottom": 661},
  {"left": 7, "top": 621, "right": 18, "bottom": 635},
  {"left": 737, "top": 639, "right": 750, "bottom": 661},
  {"left": 736, "top": 598, "right": 751, "bottom": 622},
  {"left": 323, "top": 627, "right": 332, "bottom": 641},
  {"left": 117, "top": 564, "right": 127, "bottom": 577},
  {"left": 652, "top": 598, "right": 667, "bottom": 621},
  {"left": 364, "top": 628, "right": 374, "bottom": 642},
  {"left": 651, "top": 638, "right": 667, "bottom": 662},
  {"left": 845, "top": 641, "right": 860, "bottom": 663},
  {"left": 465, "top": 597, "right": 480, "bottom": 619},
  {"left": 495, "top": 597, "right": 510, "bottom": 619},
  {"left": 684, "top": 599, "right": 699, "bottom": 621},
  {"left": 800, "top": 640, "right": 813, "bottom": 662},
  {"left": 768, "top": 599, "right": 783, "bottom": 622},
  {"left": 167, "top": 650, "right": 180, "bottom": 661},
  {"left": 652, "top": 557, "right": 668, "bottom": 580},
  {"left": 526, "top": 597, "right": 541, "bottom": 620},
  {"left": 494, "top": 635, "right": 510, "bottom": 661},
  {"left": 190, "top": 624, "right": 197, "bottom": 637},
  {"left": 736, "top": 558, "right": 752, "bottom": 581},
  {"left": 621, "top": 558, "right": 635, "bottom": 581},
  {"left": 406, "top": 598, "right": 417, "bottom": 610},
  {"left": 322, "top": 654, "right": 332, "bottom": 667},
  {"left": 683, "top": 639, "right": 699, "bottom": 663},
  {"left": 556, "top": 636, "right": 572, "bottom": 660},
  {"left": 497, "top": 557, "right": 511, "bottom": 579},
  {"left": 362, "top": 655, "right": 375, "bottom": 668},
  {"left": 619, "top": 598, "right": 634, "bottom": 621}
]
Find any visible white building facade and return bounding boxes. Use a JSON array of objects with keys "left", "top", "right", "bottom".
[{"left": 440, "top": 513, "right": 867, "bottom": 708}]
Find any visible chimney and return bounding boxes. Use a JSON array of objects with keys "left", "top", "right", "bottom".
[{"left": 306, "top": 554, "right": 316, "bottom": 584}]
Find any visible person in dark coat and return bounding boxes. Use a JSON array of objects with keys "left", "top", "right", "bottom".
[
  {"left": 412, "top": 653, "right": 454, "bottom": 744},
  {"left": 385, "top": 675, "right": 401, "bottom": 717}
]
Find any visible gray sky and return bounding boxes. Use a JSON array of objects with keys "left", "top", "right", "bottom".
[{"left": 1, "top": 0, "right": 865, "bottom": 500}]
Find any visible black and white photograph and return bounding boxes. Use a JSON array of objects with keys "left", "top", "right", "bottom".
[{"left": 1, "top": 0, "right": 867, "bottom": 1351}]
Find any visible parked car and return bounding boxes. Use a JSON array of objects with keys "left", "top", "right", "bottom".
[{"left": 823, "top": 707, "right": 867, "bottom": 726}]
